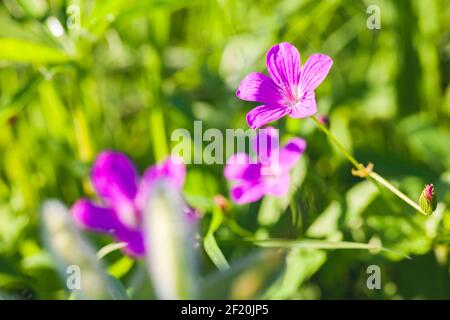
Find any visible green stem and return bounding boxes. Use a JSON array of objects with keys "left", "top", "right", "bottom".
[
  {"left": 311, "top": 116, "right": 427, "bottom": 215},
  {"left": 368, "top": 172, "right": 425, "bottom": 214},
  {"left": 290, "top": 201, "right": 297, "bottom": 236},
  {"left": 150, "top": 106, "right": 169, "bottom": 161},
  {"left": 223, "top": 217, "right": 253, "bottom": 237},
  {"left": 311, "top": 116, "right": 361, "bottom": 169}
]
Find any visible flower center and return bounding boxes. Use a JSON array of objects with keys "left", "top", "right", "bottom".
[{"left": 282, "top": 84, "right": 307, "bottom": 111}]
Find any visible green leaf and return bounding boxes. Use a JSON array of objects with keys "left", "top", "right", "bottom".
[
  {"left": 264, "top": 249, "right": 326, "bottom": 299},
  {"left": 0, "top": 73, "right": 42, "bottom": 123},
  {"left": 0, "top": 38, "right": 70, "bottom": 64},
  {"left": 307, "top": 201, "right": 341, "bottom": 238},
  {"left": 398, "top": 114, "right": 450, "bottom": 170},
  {"left": 38, "top": 80, "right": 71, "bottom": 140},
  {"left": 184, "top": 194, "right": 216, "bottom": 212},
  {"left": 204, "top": 208, "right": 230, "bottom": 271},
  {"left": 107, "top": 256, "right": 135, "bottom": 279},
  {"left": 345, "top": 180, "right": 379, "bottom": 227}
]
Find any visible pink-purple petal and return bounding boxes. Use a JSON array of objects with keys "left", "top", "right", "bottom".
[
  {"left": 72, "top": 199, "right": 118, "bottom": 233},
  {"left": 246, "top": 105, "right": 288, "bottom": 129},
  {"left": 224, "top": 153, "right": 250, "bottom": 179},
  {"left": 91, "top": 151, "right": 139, "bottom": 204},
  {"left": 266, "top": 42, "right": 301, "bottom": 98},
  {"left": 184, "top": 206, "right": 201, "bottom": 223},
  {"left": 224, "top": 153, "right": 261, "bottom": 181},
  {"left": 141, "top": 156, "right": 186, "bottom": 189},
  {"left": 164, "top": 156, "right": 186, "bottom": 187},
  {"left": 72, "top": 199, "right": 145, "bottom": 257},
  {"left": 263, "top": 173, "right": 291, "bottom": 196},
  {"left": 251, "top": 126, "right": 280, "bottom": 158},
  {"left": 137, "top": 156, "right": 186, "bottom": 210},
  {"left": 114, "top": 225, "right": 145, "bottom": 257},
  {"left": 236, "top": 72, "right": 284, "bottom": 105},
  {"left": 299, "top": 53, "right": 333, "bottom": 92},
  {"left": 279, "top": 138, "right": 307, "bottom": 170},
  {"left": 230, "top": 182, "right": 266, "bottom": 204},
  {"left": 287, "top": 91, "right": 317, "bottom": 118}
]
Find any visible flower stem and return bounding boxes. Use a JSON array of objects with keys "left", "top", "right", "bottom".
[
  {"left": 311, "top": 115, "right": 427, "bottom": 215},
  {"left": 311, "top": 116, "right": 361, "bottom": 169},
  {"left": 368, "top": 171, "right": 425, "bottom": 214}
]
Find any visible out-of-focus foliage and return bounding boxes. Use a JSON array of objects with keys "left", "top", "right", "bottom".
[{"left": 0, "top": 0, "right": 450, "bottom": 299}]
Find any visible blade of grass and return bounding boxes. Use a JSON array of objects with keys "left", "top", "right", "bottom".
[
  {"left": 0, "top": 38, "right": 71, "bottom": 63},
  {"left": 204, "top": 207, "right": 230, "bottom": 271},
  {"left": 218, "top": 238, "right": 410, "bottom": 259},
  {"left": 0, "top": 73, "right": 42, "bottom": 123}
]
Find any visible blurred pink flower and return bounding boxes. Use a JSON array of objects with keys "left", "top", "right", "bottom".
[
  {"left": 71, "top": 151, "right": 194, "bottom": 257},
  {"left": 224, "top": 128, "right": 306, "bottom": 204}
]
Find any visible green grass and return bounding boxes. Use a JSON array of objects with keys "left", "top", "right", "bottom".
[{"left": 1, "top": 0, "right": 450, "bottom": 299}]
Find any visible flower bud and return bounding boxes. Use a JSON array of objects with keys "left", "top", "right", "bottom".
[
  {"left": 317, "top": 114, "right": 330, "bottom": 128},
  {"left": 419, "top": 184, "right": 437, "bottom": 215},
  {"left": 214, "top": 194, "right": 230, "bottom": 212}
]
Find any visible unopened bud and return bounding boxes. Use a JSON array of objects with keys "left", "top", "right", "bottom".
[
  {"left": 317, "top": 114, "right": 330, "bottom": 128},
  {"left": 419, "top": 184, "right": 437, "bottom": 215},
  {"left": 214, "top": 195, "right": 230, "bottom": 212}
]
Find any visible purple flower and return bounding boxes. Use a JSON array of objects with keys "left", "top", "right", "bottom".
[
  {"left": 224, "top": 128, "right": 307, "bottom": 204},
  {"left": 71, "top": 151, "right": 189, "bottom": 257},
  {"left": 236, "top": 42, "right": 333, "bottom": 129}
]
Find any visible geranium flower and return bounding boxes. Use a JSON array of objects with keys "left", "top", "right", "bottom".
[
  {"left": 224, "top": 128, "right": 306, "bottom": 204},
  {"left": 71, "top": 151, "right": 193, "bottom": 257},
  {"left": 236, "top": 42, "right": 333, "bottom": 129}
]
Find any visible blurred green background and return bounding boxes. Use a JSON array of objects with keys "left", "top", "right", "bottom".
[{"left": 1, "top": 0, "right": 450, "bottom": 299}]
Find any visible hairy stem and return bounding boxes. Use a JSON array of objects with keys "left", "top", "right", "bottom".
[{"left": 311, "top": 115, "right": 427, "bottom": 215}]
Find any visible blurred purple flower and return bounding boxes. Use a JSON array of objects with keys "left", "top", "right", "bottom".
[
  {"left": 71, "top": 151, "right": 193, "bottom": 257},
  {"left": 236, "top": 42, "right": 333, "bottom": 129},
  {"left": 224, "top": 128, "right": 307, "bottom": 204}
]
